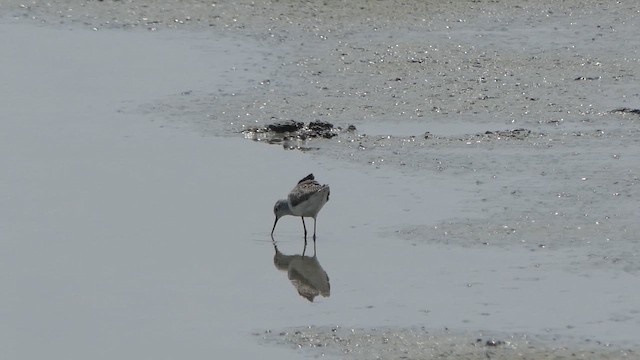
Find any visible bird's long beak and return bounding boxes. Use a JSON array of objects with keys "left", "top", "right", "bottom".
[{"left": 271, "top": 216, "right": 279, "bottom": 236}]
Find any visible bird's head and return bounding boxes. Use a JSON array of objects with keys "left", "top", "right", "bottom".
[
  {"left": 273, "top": 199, "right": 291, "bottom": 219},
  {"left": 271, "top": 199, "right": 291, "bottom": 235}
]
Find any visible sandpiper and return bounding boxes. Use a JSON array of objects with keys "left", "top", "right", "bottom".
[{"left": 271, "top": 174, "right": 330, "bottom": 240}]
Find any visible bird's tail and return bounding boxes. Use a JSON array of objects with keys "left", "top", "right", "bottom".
[{"left": 298, "top": 173, "right": 315, "bottom": 184}]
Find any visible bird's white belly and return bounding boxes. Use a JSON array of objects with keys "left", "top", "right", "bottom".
[{"left": 290, "top": 191, "right": 328, "bottom": 218}]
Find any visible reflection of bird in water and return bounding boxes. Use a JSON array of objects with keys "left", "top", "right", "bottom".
[
  {"left": 272, "top": 240, "right": 330, "bottom": 302},
  {"left": 271, "top": 174, "right": 330, "bottom": 244}
]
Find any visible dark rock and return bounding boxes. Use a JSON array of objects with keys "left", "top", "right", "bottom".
[
  {"left": 485, "top": 339, "right": 504, "bottom": 347},
  {"left": 242, "top": 120, "right": 346, "bottom": 149},
  {"left": 321, "top": 132, "right": 336, "bottom": 139},
  {"left": 267, "top": 120, "right": 304, "bottom": 133},
  {"left": 306, "top": 120, "right": 337, "bottom": 138},
  {"left": 612, "top": 107, "right": 640, "bottom": 115},
  {"left": 308, "top": 120, "right": 334, "bottom": 132},
  {"left": 481, "top": 128, "right": 533, "bottom": 140}
]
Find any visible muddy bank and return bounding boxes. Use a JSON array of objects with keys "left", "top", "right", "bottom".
[{"left": 258, "top": 326, "right": 636, "bottom": 360}]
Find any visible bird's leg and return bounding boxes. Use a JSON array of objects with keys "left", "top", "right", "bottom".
[
  {"left": 302, "top": 232, "right": 308, "bottom": 256},
  {"left": 313, "top": 218, "right": 317, "bottom": 240},
  {"left": 301, "top": 217, "right": 307, "bottom": 237},
  {"left": 313, "top": 237, "right": 317, "bottom": 257},
  {"left": 271, "top": 233, "right": 278, "bottom": 252},
  {"left": 311, "top": 219, "right": 317, "bottom": 257}
]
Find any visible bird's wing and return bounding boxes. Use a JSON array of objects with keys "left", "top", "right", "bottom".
[
  {"left": 297, "top": 173, "right": 314, "bottom": 184},
  {"left": 289, "top": 179, "right": 324, "bottom": 208}
]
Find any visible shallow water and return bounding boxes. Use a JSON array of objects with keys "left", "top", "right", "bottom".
[
  {"left": 0, "top": 22, "right": 296, "bottom": 359},
  {"left": 0, "top": 21, "right": 464, "bottom": 359}
]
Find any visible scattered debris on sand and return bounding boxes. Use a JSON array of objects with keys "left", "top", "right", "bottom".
[{"left": 257, "top": 326, "right": 636, "bottom": 360}]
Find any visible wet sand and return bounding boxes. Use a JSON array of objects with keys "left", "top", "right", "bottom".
[
  {"left": 2, "top": 1, "right": 639, "bottom": 359},
  {"left": 259, "top": 325, "right": 636, "bottom": 360}
]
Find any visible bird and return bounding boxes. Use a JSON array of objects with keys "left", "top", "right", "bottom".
[{"left": 271, "top": 174, "right": 330, "bottom": 242}]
